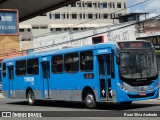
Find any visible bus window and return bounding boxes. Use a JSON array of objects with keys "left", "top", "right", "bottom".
[
  {"left": 80, "top": 51, "right": 93, "bottom": 71},
  {"left": 16, "top": 60, "right": 26, "bottom": 76},
  {"left": 8, "top": 66, "right": 14, "bottom": 79},
  {"left": 27, "top": 58, "right": 39, "bottom": 75},
  {"left": 52, "top": 55, "right": 63, "bottom": 73},
  {"left": 98, "top": 56, "right": 105, "bottom": 75},
  {"left": 2, "top": 63, "right": 6, "bottom": 77},
  {"left": 65, "top": 53, "right": 79, "bottom": 72}
]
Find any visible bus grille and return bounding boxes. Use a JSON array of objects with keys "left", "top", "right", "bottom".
[{"left": 127, "top": 91, "right": 155, "bottom": 99}]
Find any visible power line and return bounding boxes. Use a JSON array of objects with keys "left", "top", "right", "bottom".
[
  {"left": 0, "top": 0, "right": 152, "bottom": 45},
  {"left": 31, "top": 14, "right": 160, "bottom": 51}
]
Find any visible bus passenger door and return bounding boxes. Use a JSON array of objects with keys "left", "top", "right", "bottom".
[
  {"left": 8, "top": 66, "right": 14, "bottom": 98},
  {"left": 98, "top": 55, "right": 113, "bottom": 101},
  {"left": 41, "top": 61, "right": 50, "bottom": 99}
]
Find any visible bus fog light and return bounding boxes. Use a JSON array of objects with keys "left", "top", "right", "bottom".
[{"left": 117, "top": 83, "right": 128, "bottom": 92}]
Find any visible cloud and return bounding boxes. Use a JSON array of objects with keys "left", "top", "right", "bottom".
[
  {"left": 147, "top": 0, "right": 160, "bottom": 10},
  {"left": 127, "top": 0, "right": 160, "bottom": 18}
]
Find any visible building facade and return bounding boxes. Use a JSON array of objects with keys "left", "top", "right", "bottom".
[{"left": 20, "top": 0, "right": 127, "bottom": 40}]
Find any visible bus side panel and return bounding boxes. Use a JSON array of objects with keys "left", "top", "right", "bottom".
[
  {"left": 2, "top": 77, "right": 9, "bottom": 98},
  {"left": 49, "top": 72, "right": 98, "bottom": 101},
  {"left": 14, "top": 75, "right": 43, "bottom": 99}
]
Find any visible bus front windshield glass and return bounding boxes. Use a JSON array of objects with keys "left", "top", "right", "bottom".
[{"left": 119, "top": 51, "right": 158, "bottom": 79}]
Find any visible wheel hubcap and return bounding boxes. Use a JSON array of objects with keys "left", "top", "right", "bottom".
[
  {"left": 86, "top": 94, "right": 94, "bottom": 105},
  {"left": 29, "top": 93, "right": 34, "bottom": 104}
]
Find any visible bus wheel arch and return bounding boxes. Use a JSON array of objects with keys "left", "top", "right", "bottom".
[
  {"left": 26, "top": 88, "right": 35, "bottom": 105},
  {"left": 82, "top": 86, "right": 96, "bottom": 109}
]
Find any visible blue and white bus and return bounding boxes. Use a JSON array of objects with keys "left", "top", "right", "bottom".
[{"left": 1, "top": 41, "right": 159, "bottom": 108}]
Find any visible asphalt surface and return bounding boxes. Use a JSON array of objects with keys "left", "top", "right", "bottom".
[{"left": 0, "top": 93, "right": 160, "bottom": 120}]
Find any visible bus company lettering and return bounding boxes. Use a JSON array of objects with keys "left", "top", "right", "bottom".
[
  {"left": 24, "top": 77, "right": 34, "bottom": 85},
  {"left": 98, "top": 49, "right": 108, "bottom": 53}
]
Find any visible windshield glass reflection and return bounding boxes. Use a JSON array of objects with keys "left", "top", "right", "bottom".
[{"left": 119, "top": 52, "right": 158, "bottom": 78}]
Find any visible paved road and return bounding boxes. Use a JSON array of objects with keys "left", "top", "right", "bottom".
[{"left": 0, "top": 93, "right": 160, "bottom": 120}]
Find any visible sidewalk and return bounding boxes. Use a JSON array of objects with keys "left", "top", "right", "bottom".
[{"left": 0, "top": 93, "right": 4, "bottom": 98}]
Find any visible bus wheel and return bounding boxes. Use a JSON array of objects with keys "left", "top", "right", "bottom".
[
  {"left": 120, "top": 101, "right": 132, "bottom": 106},
  {"left": 84, "top": 92, "right": 96, "bottom": 109},
  {"left": 27, "top": 90, "right": 35, "bottom": 105}
]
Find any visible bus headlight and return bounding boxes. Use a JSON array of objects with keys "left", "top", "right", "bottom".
[{"left": 117, "top": 83, "right": 128, "bottom": 92}]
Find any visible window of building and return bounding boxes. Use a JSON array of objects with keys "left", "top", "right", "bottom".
[
  {"left": 98, "top": 2, "right": 101, "bottom": 8},
  {"left": 117, "top": 13, "right": 122, "bottom": 17},
  {"left": 55, "top": 14, "right": 60, "bottom": 19},
  {"left": 102, "top": 2, "right": 107, "bottom": 8},
  {"left": 22, "top": 38, "right": 31, "bottom": 41},
  {"left": 93, "top": 2, "right": 97, "bottom": 8},
  {"left": 95, "top": 14, "right": 98, "bottom": 19},
  {"left": 55, "top": 28, "right": 62, "bottom": 31},
  {"left": 80, "top": 13, "right": 82, "bottom": 19},
  {"left": 27, "top": 58, "right": 39, "bottom": 75},
  {"left": 62, "top": 13, "right": 65, "bottom": 19},
  {"left": 50, "top": 28, "right": 53, "bottom": 31},
  {"left": 40, "top": 25, "right": 48, "bottom": 29},
  {"left": 19, "top": 29, "right": 24, "bottom": 32},
  {"left": 72, "top": 14, "right": 77, "bottom": 19},
  {"left": 80, "top": 51, "right": 93, "bottom": 71},
  {"left": 124, "top": 3, "right": 126, "bottom": 8},
  {"left": 65, "top": 53, "right": 79, "bottom": 72},
  {"left": 16, "top": 60, "right": 26, "bottom": 76},
  {"left": 103, "top": 13, "right": 108, "bottom": 19},
  {"left": 108, "top": 14, "right": 112, "bottom": 19},
  {"left": 83, "top": 13, "right": 86, "bottom": 19},
  {"left": 87, "top": 2, "right": 92, "bottom": 8},
  {"left": 32, "top": 25, "right": 39, "bottom": 29},
  {"left": 73, "top": 28, "right": 78, "bottom": 31},
  {"left": 2, "top": 63, "right": 6, "bottom": 77},
  {"left": 82, "top": 1, "right": 85, "bottom": 7},
  {"left": 77, "top": 1, "right": 82, "bottom": 7},
  {"left": 71, "top": 2, "right": 76, "bottom": 7},
  {"left": 27, "top": 29, "right": 30, "bottom": 32},
  {"left": 99, "top": 14, "right": 101, "bottom": 19},
  {"left": 92, "top": 36, "right": 104, "bottom": 44},
  {"left": 52, "top": 55, "right": 63, "bottom": 73},
  {"left": 113, "top": 2, "right": 115, "bottom": 8},
  {"left": 88, "top": 14, "right": 93, "bottom": 19},
  {"left": 67, "top": 13, "right": 69, "bottom": 19},
  {"left": 108, "top": 2, "right": 112, "bottom": 8},
  {"left": 117, "top": 2, "right": 121, "bottom": 8},
  {"left": 49, "top": 13, "right": 52, "bottom": 19}
]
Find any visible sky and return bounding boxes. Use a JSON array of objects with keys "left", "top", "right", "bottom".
[{"left": 126, "top": 0, "right": 160, "bottom": 18}]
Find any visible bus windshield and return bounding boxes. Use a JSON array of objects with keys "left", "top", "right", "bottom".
[{"left": 119, "top": 51, "right": 158, "bottom": 79}]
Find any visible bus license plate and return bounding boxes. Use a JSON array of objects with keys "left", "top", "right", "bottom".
[{"left": 139, "top": 91, "right": 146, "bottom": 96}]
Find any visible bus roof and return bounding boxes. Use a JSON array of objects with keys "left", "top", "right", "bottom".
[{"left": 2, "top": 42, "right": 115, "bottom": 63}]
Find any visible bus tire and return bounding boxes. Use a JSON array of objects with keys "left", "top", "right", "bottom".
[
  {"left": 27, "top": 90, "right": 35, "bottom": 105},
  {"left": 84, "top": 92, "right": 96, "bottom": 109},
  {"left": 120, "top": 101, "right": 132, "bottom": 106}
]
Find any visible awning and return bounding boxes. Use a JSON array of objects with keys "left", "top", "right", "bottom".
[
  {"left": 50, "top": 24, "right": 70, "bottom": 28},
  {"left": 50, "top": 24, "right": 111, "bottom": 28},
  {"left": 19, "top": 25, "right": 32, "bottom": 29}
]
